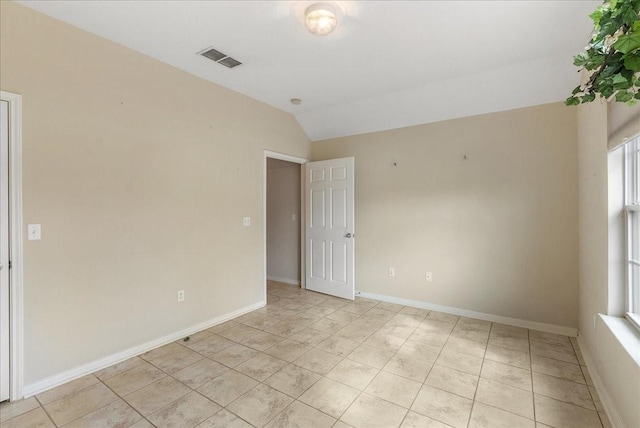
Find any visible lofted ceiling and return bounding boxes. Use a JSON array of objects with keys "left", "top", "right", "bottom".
[{"left": 17, "top": 0, "right": 600, "bottom": 141}]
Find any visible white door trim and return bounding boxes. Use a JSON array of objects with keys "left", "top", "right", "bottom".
[
  {"left": 0, "top": 91, "right": 24, "bottom": 401},
  {"left": 263, "top": 150, "right": 308, "bottom": 302}
]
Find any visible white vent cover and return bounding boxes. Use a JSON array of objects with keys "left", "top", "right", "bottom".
[{"left": 198, "top": 47, "right": 242, "bottom": 69}]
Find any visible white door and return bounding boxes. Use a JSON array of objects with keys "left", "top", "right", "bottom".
[
  {"left": 305, "top": 157, "right": 355, "bottom": 300},
  {"left": 0, "top": 100, "right": 9, "bottom": 401}
]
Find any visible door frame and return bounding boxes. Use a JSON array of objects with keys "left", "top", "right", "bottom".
[
  {"left": 1, "top": 90, "right": 24, "bottom": 401},
  {"left": 263, "top": 151, "right": 308, "bottom": 303}
]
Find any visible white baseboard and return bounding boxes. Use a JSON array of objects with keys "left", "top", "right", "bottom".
[
  {"left": 267, "top": 276, "right": 300, "bottom": 286},
  {"left": 577, "top": 335, "right": 627, "bottom": 428},
  {"left": 23, "top": 301, "right": 266, "bottom": 398},
  {"left": 357, "top": 291, "right": 578, "bottom": 337}
]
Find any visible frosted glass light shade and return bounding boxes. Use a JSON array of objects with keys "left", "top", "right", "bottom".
[{"left": 305, "top": 3, "right": 337, "bottom": 36}]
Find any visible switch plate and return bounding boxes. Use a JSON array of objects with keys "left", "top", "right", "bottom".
[
  {"left": 243, "top": 217, "right": 251, "bottom": 226},
  {"left": 388, "top": 267, "right": 395, "bottom": 277},
  {"left": 178, "top": 290, "right": 185, "bottom": 302},
  {"left": 28, "top": 224, "right": 41, "bottom": 240},
  {"left": 426, "top": 272, "right": 433, "bottom": 281},
  {"left": 292, "top": 214, "right": 296, "bottom": 221}
]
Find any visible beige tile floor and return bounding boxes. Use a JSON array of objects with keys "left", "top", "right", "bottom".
[{"left": 0, "top": 281, "right": 611, "bottom": 428}]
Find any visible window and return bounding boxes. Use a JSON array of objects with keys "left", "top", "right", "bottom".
[{"left": 625, "top": 135, "right": 640, "bottom": 328}]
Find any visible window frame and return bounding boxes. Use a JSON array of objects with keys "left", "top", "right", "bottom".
[{"left": 624, "top": 135, "right": 640, "bottom": 330}]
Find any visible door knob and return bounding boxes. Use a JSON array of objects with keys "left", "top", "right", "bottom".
[{"left": 345, "top": 233, "right": 352, "bottom": 238}]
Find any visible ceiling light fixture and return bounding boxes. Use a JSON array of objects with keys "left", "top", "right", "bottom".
[{"left": 305, "top": 3, "right": 337, "bottom": 36}]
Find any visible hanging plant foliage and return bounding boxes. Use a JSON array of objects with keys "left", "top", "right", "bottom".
[{"left": 566, "top": 0, "right": 640, "bottom": 105}]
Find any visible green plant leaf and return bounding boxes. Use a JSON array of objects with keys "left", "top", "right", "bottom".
[
  {"left": 614, "top": 33, "right": 640, "bottom": 54},
  {"left": 615, "top": 90, "right": 634, "bottom": 101},
  {"left": 565, "top": 96, "right": 581, "bottom": 106},
  {"left": 585, "top": 53, "right": 607, "bottom": 70},
  {"left": 621, "top": 5, "right": 639, "bottom": 25},
  {"left": 573, "top": 51, "right": 590, "bottom": 67},
  {"left": 621, "top": 67, "right": 635, "bottom": 79},
  {"left": 624, "top": 53, "right": 640, "bottom": 70},
  {"left": 568, "top": 0, "right": 640, "bottom": 105},
  {"left": 601, "top": 19, "right": 620, "bottom": 36},
  {"left": 612, "top": 73, "right": 631, "bottom": 89},
  {"left": 590, "top": 7, "right": 605, "bottom": 25},
  {"left": 600, "top": 82, "right": 616, "bottom": 98}
]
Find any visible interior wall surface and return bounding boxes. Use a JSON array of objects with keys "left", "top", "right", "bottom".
[
  {"left": 0, "top": 1, "right": 310, "bottom": 385},
  {"left": 311, "top": 103, "right": 579, "bottom": 329}
]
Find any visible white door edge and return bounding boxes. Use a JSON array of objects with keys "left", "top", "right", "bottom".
[
  {"left": 0, "top": 99, "right": 9, "bottom": 402},
  {"left": 0, "top": 91, "right": 24, "bottom": 401},
  {"left": 263, "top": 151, "right": 308, "bottom": 304}
]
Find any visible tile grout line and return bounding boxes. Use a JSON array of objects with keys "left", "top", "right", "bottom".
[
  {"left": 32, "top": 395, "right": 58, "bottom": 428},
  {"left": 405, "top": 314, "right": 460, "bottom": 428},
  {"left": 336, "top": 303, "right": 415, "bottom": 427},
  {"left": 328, "top": 299, "right": 383, "bottom": 425},
  {"left": 465, "top": 321, "right": 492, "bottom": 428},
  {"left": 391, "top": 315, "right": 424, "bottom": 428},
  {"left": 97, "top": 377, "right": 154, "bottom": 428},
  {"left": 528, "top": 326, "right": 539, "bottom": 425}
]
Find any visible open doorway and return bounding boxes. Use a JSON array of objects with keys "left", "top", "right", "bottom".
[
  {"left": 263, "top": 152, "right": 355, "bottom": 301},
  {"left": 263, "top": 151, "right": 307, "bottom": 301},
  {"left": 266, "top": 158, "right": 302, "bottom": 286}
]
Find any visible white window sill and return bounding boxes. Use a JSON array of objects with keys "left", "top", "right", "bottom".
[{"left": 600, "top": 314, "right": 640, "bottom": 366}]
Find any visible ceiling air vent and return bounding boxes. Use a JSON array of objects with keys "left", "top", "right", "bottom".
[{"left": 199, "top": 47, "right": 242, "bottom": 69}]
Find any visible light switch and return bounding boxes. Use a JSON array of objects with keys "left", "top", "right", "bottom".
[
  {"left": 243, "top": 217, "right": 251, "bottom": 226},
  {"left": 28, "top": 224, "right": 41, "bottom": 240}
]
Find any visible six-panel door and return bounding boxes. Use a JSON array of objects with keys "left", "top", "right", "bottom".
[{"left": 305, "top": 157, "right": 355, "bottom": 300}]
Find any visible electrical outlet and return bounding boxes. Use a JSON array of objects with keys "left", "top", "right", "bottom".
[
  {"left": 388, "top": 267, "right": 395, "bottom": 277},
  {"left": 178, "top": 290, "right": 185, "bottom": 302},
  {"left": 426, "top": 272, "right": 433, "bottom": 281}
]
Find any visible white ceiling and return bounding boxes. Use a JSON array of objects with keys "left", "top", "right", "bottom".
[{"left": 17, "top": 0, "right": 600, "bottom": 141}]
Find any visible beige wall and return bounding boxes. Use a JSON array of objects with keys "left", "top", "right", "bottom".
[
  {"left": 577, "top": 100, "right": 609, "bottom": 330},
  {"left": 0, "top": 2, "right": 310, "bottom": 386},
  {"left": 312, "top": 103, "right": 579, "bottom": 328},
  {"left": 577, "top": 99, "right": 640, "bottom": 428},
  {"left": 266, "top": 159, "right": 301, "bottom": 283}
]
